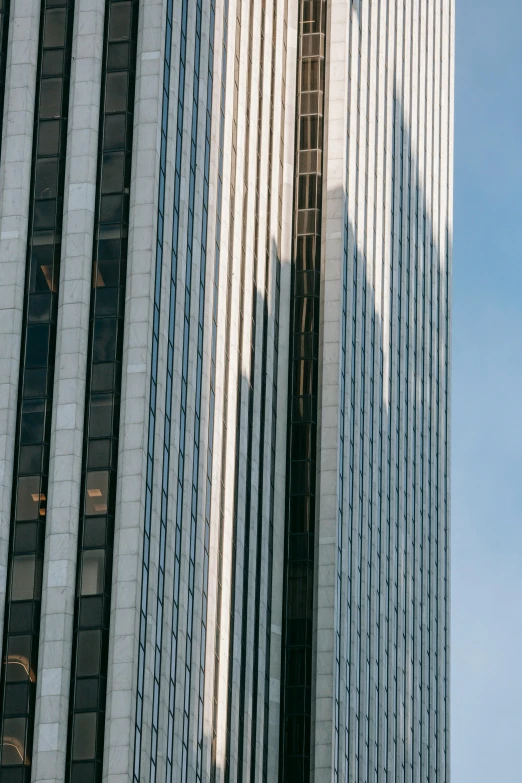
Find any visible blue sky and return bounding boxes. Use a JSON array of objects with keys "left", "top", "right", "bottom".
[{"left": 453, "top": 1, "right": 522, "bottom": 781}]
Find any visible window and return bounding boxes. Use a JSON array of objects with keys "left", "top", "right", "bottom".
[
  {"left": 76, "top": 631, "right": 101, "bottom": 677},
  {"left": 5, "top": 637, "right": 35, "bottom": 683},
  {"left": 11, "top": 556, "right": 41, "bottom": 601},
  {"left": 72, "top": 713, "right": 97, "bottom": 761},
  {"left": 78, "top": 551, "right": 105, "bottom": 596},
  {"left": 85, "top": 472, "right": 109, "bottom": 516},
  {"left": 1, "top": 717, "right": 28, "bottom": 765},
  {"left": 15, "top": 476, "right": 42, "bottom": 521}
]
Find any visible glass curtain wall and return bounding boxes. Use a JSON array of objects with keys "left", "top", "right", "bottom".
[
  {"left": 65, "top": 0, "right": 138, "bottom": 779},
  {"left": 280, "top": 0, "right": 326, "bottom": 780},
  {"left": 0, "top": 0, "right": 75, "bottom": 778}
]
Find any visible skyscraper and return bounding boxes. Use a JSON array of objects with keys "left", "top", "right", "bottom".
[{"left": 0, "top": 0, "right": 453, "bottom": 781}]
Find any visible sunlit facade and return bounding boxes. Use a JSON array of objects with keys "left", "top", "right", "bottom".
[{"left": 0, "top": 0, "right": 453, "bottom": 781}]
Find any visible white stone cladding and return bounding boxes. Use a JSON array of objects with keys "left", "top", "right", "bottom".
[
  {"left": 102, "top": 0, "right": 166, "bottom": 777},
  {"left": 31, "top": 0, "right": 106, "bottom": 778}
]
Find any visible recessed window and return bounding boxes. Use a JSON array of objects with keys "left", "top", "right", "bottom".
[
  {"left": 25, "top": 323, "right": 50, "bottom": 368},
  {"left": 5, "top": 636, "right": 35, "bottom": 683},
  {"left": 34, "top": 158, "right": 59, "bottom": 199},
  {"left": 88, "top": 397, "right": 113, "bottom": 439},
  {"left": 99, "top": 194, "right": 123, "bottom": 224},
  {"left": 94, "top": 287, "right": 119, "bottom": 317},
  {"left": 1, "top": 717, "right": 28, "bottom": 765},
  {"left": 83, "top": 517, "right": 107, "bottom": 548},
  {"left": 11, "top": 555, "right": 41, "bottom": 601},
  {"left": 37, "top": 119, "right": 61, "bottom": 155},
  {"left": 103, "top": 113, "right": 126, "bottom": 151},
  {"left": 85, "top": 471, "right": 109, "bottom": 515},
  {"left": 39, "top": 77, "right": 62, "bottom": 118},
  {"left": 76, "top": 630, "right": 101, "bottom": 677},
  {"left": 72, "top": 713, "right": 97, "bottom": 761},
  {"left": 43, "top": 7, "right": 66, "bottom": 47},
  {"left": 42, "top": 48, "right": 64, "bottom": 77},
  {"left": 23, "top": 369, "right": 47, "bottom": 399},
  {"left": 14, "top": 522, "right": 39, "bottom": 553},
  {"left": 92, "top": 318, "right": 117, "bottom": 363},
  {"left": 107, "top": 42, "right": 129, "bottom": 70},
  {"left": 30, "top": 234, "right": 56, "bottom": 292},
  {"left": 4, "top": 683, "right": 30, "bottom": 717},
  {"left": 28, "top": 293, "right": 52, "bottom": 323},
  {"left": 109, "top": 2, "right": 131, "bottom": 41},
  {"left": 101, "top": 151, "right": 124, "bottom": 193},
  {"left": 34, "top": 199, "right": 57, "bottom": 230},
  {"left": 91, "top": 363, "right": 115, "bottom": 393},
  {"left": 94, "top": 256, "right": 121, "bottom": 288},
  {"left": 87, "top": 439, "right": 111, "bottom": 469},
  {"left": 74, "top": 678, "right": 99, "bottom": 711},
  {"left": 79, "top": 550, "right": 105, "bottom": 596},
  {"left": 15, "top": 476, "right": 42, "bottom": 521}
]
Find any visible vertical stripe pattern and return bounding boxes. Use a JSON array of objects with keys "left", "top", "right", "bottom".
[
  {"left": 0, "top": 0, "right": 75, "bottom": 776},
  {"left": 280, "top": 0, "right": 327, "bottom": 779},
  {"left": 66, "top": 0, "right": 139, "bottom": 778}
]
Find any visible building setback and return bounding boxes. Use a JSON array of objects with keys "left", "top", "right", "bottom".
[{"left": 0, "top": 0, "right": 453, "bottom": 781}]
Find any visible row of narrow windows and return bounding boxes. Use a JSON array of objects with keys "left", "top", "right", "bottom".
[{"left": 0, "top": 0, "right": 138, "bottom": 780}]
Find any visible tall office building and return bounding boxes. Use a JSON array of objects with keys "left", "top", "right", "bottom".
[{"left": 0, "top": 0, "right": 453, "bottom": 780}]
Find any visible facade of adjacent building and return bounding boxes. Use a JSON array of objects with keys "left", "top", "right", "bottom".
[{"left": 0, "top": 0, "right": 453, "bottom": 781}]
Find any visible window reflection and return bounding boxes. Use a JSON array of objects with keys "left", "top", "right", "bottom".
[
  {"left": 5, "top": 637, "right": 35, "bottom": 683},
  {"left": 15, "top": 476, "right": 43, "bottom": 521},
  {"left": 1, "top": 717, "right": 28, "bottom": 765},
  {"left": 85, "top": 471, "right": 109, "bottom": 515}
]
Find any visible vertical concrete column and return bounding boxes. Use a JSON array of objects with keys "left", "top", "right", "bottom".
[
  {"left": 30, "top": 0, "right": 105, "bottom": 778},
  {"left": 0, "top": 0, "right": 41, "bottom": 658},
  {"left": 312, "top": 0, "right": 347, "bottom": 778},
  {"left": 102, "top": 0, "right": 164, "bottom": 775},
  {"left": 199, "top": 0, "right": 227, "bottom": 774}
]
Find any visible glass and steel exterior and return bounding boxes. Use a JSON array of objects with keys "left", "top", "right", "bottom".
[{"left": 0, "top": 1, "right": 453, "bottom": 781}]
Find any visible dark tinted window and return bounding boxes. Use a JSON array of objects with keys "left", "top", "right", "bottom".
[
  {"left": 39, "top": 78, "right": 62, "bottom": 118},
  {"left": 76, "top": 631, "right": 101, "bottom": 676}
]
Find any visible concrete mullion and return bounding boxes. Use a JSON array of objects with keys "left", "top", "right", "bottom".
[
  {"left": 198, "top": 0, "right": 229, "bottom": 776},
  {"left": 30, "top": 0, "right": 105, "bottom": 777},
  {"left": 102, "top": 0, "right": 165, "bottom": 774},
  {"left": 208, "top": 0, "right": 240, "bottom": 775},
  {"left": 266, "top": 0, "right": 296, "bottom": 776}
]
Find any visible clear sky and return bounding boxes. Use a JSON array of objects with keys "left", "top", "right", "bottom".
[{"left": 452, "top": 1, "right": 522, "bottom": 781}]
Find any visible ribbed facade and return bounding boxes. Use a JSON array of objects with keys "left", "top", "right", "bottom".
[{"left": 0, "top": 1, "right": 453, "bottom": 782}]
